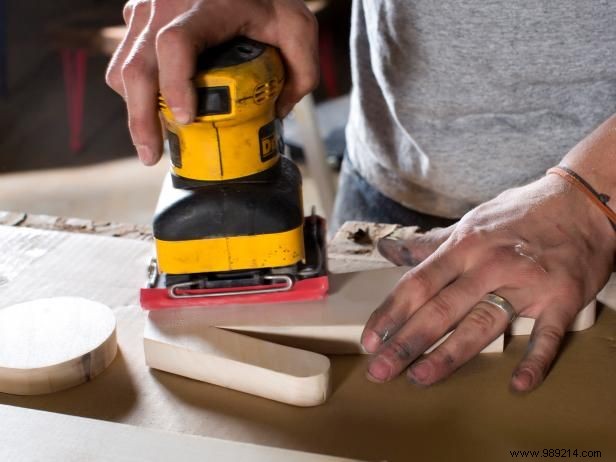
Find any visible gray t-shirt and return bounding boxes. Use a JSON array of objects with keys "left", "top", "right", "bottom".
[{"left": 347, "top": 0, "right": 616, "bottom": 218}]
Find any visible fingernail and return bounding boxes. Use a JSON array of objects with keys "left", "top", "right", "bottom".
[
  {"left": 409, "top": 360, "right": 432, "bottom": 384},
  {"left": 377, "top": 238, "right": 402, "bottom": 263},
  {"left": 511, "top": 369, "right": 533, "bottom": 392},
  {"left": 362, "top": 330, "right": 382, "bottom": 354},
  {"left": 171, "top": 107, "right": 192, "bottom": 125},
  {"left": 377, "top": 238, "right": 418, "bottom": 266},
  {"left": 135, "top": 145, "right": 154, "bottom": 165},
  {"left": 367, "top": 356, "right": 392, "bottom": 382}
]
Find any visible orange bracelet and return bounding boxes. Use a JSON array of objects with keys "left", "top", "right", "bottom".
[{"left": 547, "top": 165, "right": 616, "bottom": 231}]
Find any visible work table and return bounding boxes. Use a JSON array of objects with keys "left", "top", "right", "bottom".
[{"left": 1, "top": 212, "right": 615, "bottom": 462}]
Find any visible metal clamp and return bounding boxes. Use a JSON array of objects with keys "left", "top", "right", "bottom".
[{"left": 167, "top": 274, "right": 295, "bottom": 299}]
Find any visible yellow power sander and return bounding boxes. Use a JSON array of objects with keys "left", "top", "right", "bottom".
[{"left": 140, "top": 38, "right": 328, "bottom": 310}]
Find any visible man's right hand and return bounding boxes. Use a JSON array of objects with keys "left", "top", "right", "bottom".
[{"left": 106, "top": 0, "right": 319, "bottom": 165}]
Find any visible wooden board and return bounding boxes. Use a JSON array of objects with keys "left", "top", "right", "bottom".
[
  {"left": 0, "top": 225, "right": 152, "bottom": 308},
  {"left": 510, "top": 301, "right": 596, "bottom": 335},
  {"left": 0, "top": 404, "right": 362, "bottom": 462},
  {"left": 148, "top": 266, "right": 501, "bottom": 355},
  {"left": 145, "top": 325, "right": 331, "bottom": 407},
  {"left": 0, "top": 297, "right": 117, "bottom": 395},
  {"left": 147, "top": 265, "right": 594, "bottom": 356}
]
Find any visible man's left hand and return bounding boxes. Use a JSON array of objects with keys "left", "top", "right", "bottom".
[{"left": 363, "top": 174, "right": 615, "bottom": 392}]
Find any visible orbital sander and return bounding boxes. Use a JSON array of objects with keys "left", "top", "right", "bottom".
[{"left": 140, "top": 37, "right": 329, "bottom": 310}]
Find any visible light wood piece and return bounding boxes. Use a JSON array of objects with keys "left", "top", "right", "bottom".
[
  {"left": 0, "top": 404, "right": 362, "bottom": 462},
  {"left": 510, "top": 300, "right": 596, "bottom": 335},
  {"left": 145, "top": 325, "right": 330, "bottom": 407},
  {"left": 0, "top": 297, "right": 117, "bottom": 395},
  {"left": 147, "top": 265, "right": 593, "bottom": 356},
  {"left": 144, "top": 268, "right": 502, "bottom": 404},
  {"left": 144, "top": 266, "right": 435, "bottom": 354}
]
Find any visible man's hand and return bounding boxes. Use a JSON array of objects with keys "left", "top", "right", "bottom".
[
  {"left": 106, "top": 0, "right": 319, "bottom": 165},
  {"left": 364, "top": 175, "right": 616, "bottom": 392}
]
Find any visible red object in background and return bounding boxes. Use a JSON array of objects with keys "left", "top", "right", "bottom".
[
  {"left": 318, "top": 27, "right": 339, "bottom": 98},
  {"left": 61, "top": 48, "right": 87, "bottom": 153},
  {"left": 140, "top": 275, "right": 329, "bottom": 310}
]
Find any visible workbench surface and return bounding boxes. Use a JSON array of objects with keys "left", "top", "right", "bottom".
[{"left": 1, "top": 214, "right": 615, "bottom": 462}]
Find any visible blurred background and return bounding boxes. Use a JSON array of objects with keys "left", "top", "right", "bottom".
[{"left": 0, "top": 0, "right": 352, "bottom": 225}]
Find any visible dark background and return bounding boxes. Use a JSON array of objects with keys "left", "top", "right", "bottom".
[{"left": 0, "top": 0, "right": 351, "bottom": 173}]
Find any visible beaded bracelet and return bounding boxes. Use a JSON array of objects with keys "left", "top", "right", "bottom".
[{"left": 547, "top": 165, "right": 616, "bottom": 232}]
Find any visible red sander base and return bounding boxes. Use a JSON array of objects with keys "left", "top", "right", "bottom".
[{"left": 140, "top": 275, "right": 329, "bottom": 310}]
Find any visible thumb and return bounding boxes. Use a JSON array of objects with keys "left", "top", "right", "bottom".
[{"left": 377, "top": 226, "right": 453, "bottom": 266}]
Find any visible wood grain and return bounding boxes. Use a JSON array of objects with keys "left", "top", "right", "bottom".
[
  {"left": 0, "top": 297, "right": 117, "bottom": 395},
  {"left": 145, "top": 324, "right": 331, "bottom": 407}
]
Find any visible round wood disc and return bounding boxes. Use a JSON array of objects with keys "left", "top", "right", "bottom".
[{"left": 0, "top": 297, "right": 117, "bottom": 395}]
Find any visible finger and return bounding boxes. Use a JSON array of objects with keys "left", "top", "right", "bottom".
[
  {"left": 361, "top": 246, "right": 463, "bottom": 354},
  {"left": 364, "top": 239, "right": 550, "bottom": 357},
  {"left": 155, "top": 10, "right": 214, "bottom": 124},
  {"left": 510, "top": 307, "right": 573, "bottom": 393},
  {"left": 122, "top": 24, "right": 163, "bottom": 165},
  {"left": 154, "top": 1, "right": 318, "bottom": 119},
  {"left": 106, "top": 0, "right": 152, "bottom": 97},
  {"left": 122, "top": 0, "right": 143, "bottom": 24},
  {"left": 377, "top": 226, "right": 454, "bottom": 266},
  {"left": 155, "top": 1, "right": 259, "bottom": 124},
  {"left": 407, "top": 295, "right": 513, "bottom": 386},
  {"left": 365, "top": 267, "right": 493, "bottom": 383}
]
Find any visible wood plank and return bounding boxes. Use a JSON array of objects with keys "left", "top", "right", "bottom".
[
  {"left": 147, "top": 265, "right": 595, "bottom": 357},
  {"left": 145, "top": 325, "right": 331, "bottom": 407},
  {"left": 0, "top": 225, "right": 151, "bottom": 308},
  {"left": 2, "top": 213, "right": 614, "bottom": 310},
  {"left": 147, "top": 267, "right": 505, "bottom": 355},
  {"left": 0, "top": 404, "right": 362, "bottom": 462},
  {"left": 510, "top": 301, "right": 596, "bottom": 335}
]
